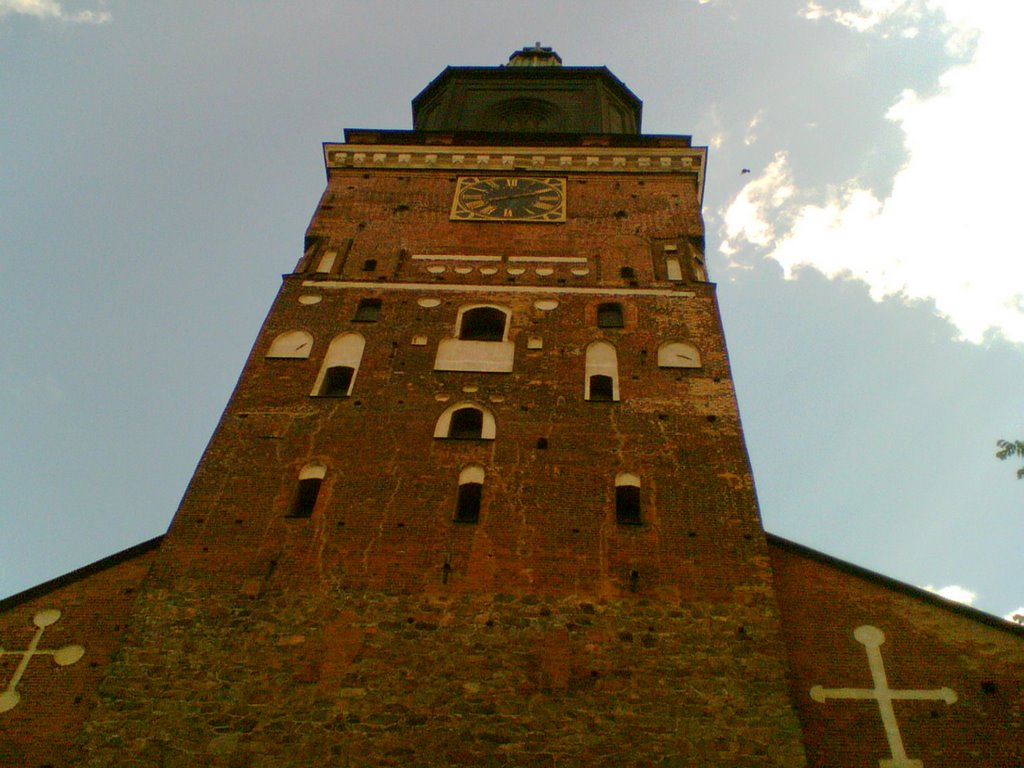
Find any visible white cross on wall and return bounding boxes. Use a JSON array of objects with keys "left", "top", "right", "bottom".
[
  {"left": 810, "top": 625, "right": 957, "bottom": 768},
  {"left": 0, "top": 609, "right": 85, "bottom": 713}
]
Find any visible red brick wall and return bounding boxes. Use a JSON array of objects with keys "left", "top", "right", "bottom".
[
  {"left": 68, "top": 160, "right": 809, "bottom": 764},
  {"left": 769, "top": 537, "right": 1023, "bottom": 768},
  {"left": 0, "top": 542, "right": 157, "bottom": 767}
]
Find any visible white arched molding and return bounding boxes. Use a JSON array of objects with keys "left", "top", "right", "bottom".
[
  {"left": 585, "top": 341, "right": 620, "bottom": 401},
  {"left": 459, "top": 465, "right": 486, "bottom": 485},
  {"left": 299, "top": 462, "right": 327, "bottom": 480},
  {"left": 311, "top": 333, "right": 366, "bottom": 396},
  {"left": 267, "top": 330, "right": 313, "bottom": 359},
  {"left": 657, "top": 341, "right": 702, "bottom": 369},
  {"left": 615, "top": 472, "right": 641, "bottom": 488},
  {"left": 433, "top": 402, "right": 497, "bottom": 440},
  {"left": 434, "top": 303, "right": 515, "bottom": 373}
]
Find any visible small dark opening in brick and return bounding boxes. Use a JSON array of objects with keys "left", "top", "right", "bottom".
[
  {"left": 706, "top": 414, "right": 717, "bottom": 423},
  {"left": 455, "top": 483, "right": 482, "bottom": 523},
  {"left": 620, "top": 267, "right": 635, "bottom": 280},
  {"left": 596, "top": 302, "right": 624, "bottom": 328},
  {"left": 981, "top": 681, "right": 997, "bottom": 694},
  {"left": 288, "top": 478, "right": 321, "bottom": 518},
  {"left": 362, "top": 259, "right": 377, "bottom": 272},
  {"left": 589, "top": 375, "right": 614, "bottom": 402},
  {"left": 613, "top": 210, "right": 628, "bottom": 219},
  {"left": 460, "top": 307, "right": 506, "bottom": 341},
  {"left": 449, "top": 408, "right": 483, "bottom": 439},
  {"left": 393, "top": 204, "right": 409, "bottom": 213},
  {"left": 353, "top": 298, "right": 381, "bottom": 322},
  {"left": 321, "top": 366, "right": 354, "bottom": 396},
  {"left": 616, "top": 485, "right": 641, "bottom": 525},
  {"left": 442, "top": 562, "right": 451, "bottom": 584},
  {"left": 536, "top": 437, "right": 548, "bottom": 450}
]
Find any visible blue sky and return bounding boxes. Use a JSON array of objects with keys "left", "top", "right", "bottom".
[{"left": 2, "top": 0, "right": 1021, "bottom": 620}]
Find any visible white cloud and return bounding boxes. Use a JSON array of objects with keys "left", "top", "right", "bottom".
[
  {"left": 744, "top": 110, "right": 764, "bottom": 146},
  {"left": 800, "top": 0, "right": 975, "bottom": 54},
  {"left": 1004, "top": 607, "right": 1024, "bottom": 625},
  {"left": 722, "top": 1, "right": 1024, "bottom": 344},
  {"left": 922, "top": 584, "right": 977, "bottom": 605},
  {"left": 0, "top": 0, "right": 110, "bottom": 23}
]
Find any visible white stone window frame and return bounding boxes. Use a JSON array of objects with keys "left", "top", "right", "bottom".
[
  {"left": 434, "top": 303, "right": 515, "bottom": 373},
  {"left": 433, "top": 402, "right": 497, "bottom": 440},
  {"left": 311, "top": 333, "right": 366, "bottom": 396},
  {"left": 584, "top": 340, "right": 620, "bottom": 401}
]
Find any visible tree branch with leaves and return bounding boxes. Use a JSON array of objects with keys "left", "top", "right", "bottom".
[{"left": 995, "top": 439, "right": 1024, "bottom": 479}]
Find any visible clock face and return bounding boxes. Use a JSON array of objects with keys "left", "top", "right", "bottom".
[{"left": 451, "top": 176, "right": 566, "bottom": 222}]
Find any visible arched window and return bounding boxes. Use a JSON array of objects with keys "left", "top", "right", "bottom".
[
  {"left": 312, "top": 333, "right": 365, "bottom": 397},
  {"left": 596, "top": 302, "right": 624, "bottom": 328},
  {"left": 433, "top": 403, "right": 497, "bottom": 440},
  {"left": 585, "top": 341, "right": 620, "bottom": 402},
  {"left": 266, "top": 330, "right": 313, "bottom": 359},
  {"left": 459, "top": 306, "right": 508, "bottom": 341},
  {"left": 455, "top": 465, "right": 485, "bottom": 523},
  {"left": 289, "top": 462, "right": 326, "bottom": 518},
  {"left": 435, "top": 304, "right": 515, "bottom": 373},
  {"left": 657, "top": 341, "right": 702, "bottom": 369},
  {"left": 615, "top": 472, "right": 642, "bottom": 525}
]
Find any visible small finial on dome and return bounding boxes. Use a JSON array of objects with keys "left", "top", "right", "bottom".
[{"left": 507, "top": 43, "right": 562, "bottom": 67}]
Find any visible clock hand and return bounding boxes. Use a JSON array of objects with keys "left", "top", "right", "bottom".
[{"left": 488, "top": 190, "right": 545, "bottom": 202}]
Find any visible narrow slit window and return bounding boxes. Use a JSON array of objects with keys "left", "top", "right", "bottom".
[
  {"left": 615, "top": 473, "right": 642, "bottom": 525},
  {"left": 353, "top": 299, "right": 381, "bottom": 322},
  {"left": 288, "top": 463, "right": 327, "bottom": 518},
  {"left": 597, "top": 302, "right": 624, "bottom": 328},
  {"left": 589, "top": 375, "right": 614, "bottom": 402},
  {"left": 585, "top": 341, "right": 620, "bottom": 402},
  {"left": 459, "top": 306, "right": 507, "bottom": 341},
  {"left": 321, "top": 366, "right": 355, "bottom": 397},
  {"left": 455, "top": 466, "right": 485, "bottom": 523},
  {"left": 291, "top": 479, "right": 322, "bottom": 518},
  {"left": 449, "top": 408, "right": 484, "bottom": 439}
]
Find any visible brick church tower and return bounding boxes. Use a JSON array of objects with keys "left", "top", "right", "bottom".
[
  {"left": 3, "top": 46, "right": 1020, "bottom": 768},
  {"left": 84, "top": 43, "right": 809, "bottom": 765}
]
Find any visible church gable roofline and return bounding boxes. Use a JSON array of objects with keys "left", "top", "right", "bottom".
[
  {"left": 766, "top": 532, "right": 1024, "bottom": 636},
  {"left": 0, "top": 536, "right": 163, "bottom": 613}
]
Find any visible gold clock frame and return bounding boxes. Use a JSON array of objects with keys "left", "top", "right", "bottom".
[{"left": 450, "top": 176, "right": 567, "bottom": 222}]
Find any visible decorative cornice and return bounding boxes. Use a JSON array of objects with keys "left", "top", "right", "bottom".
[
  {"left": 300, "top": 280, "right": 695, "bottom": 299},
  {"left": 323, "top": 143, "right": 707, "bottom": 202}
]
